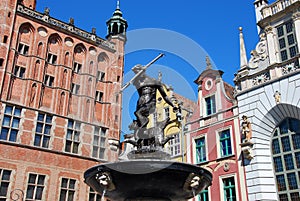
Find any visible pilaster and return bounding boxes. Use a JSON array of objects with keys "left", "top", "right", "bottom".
[{"left": 265, "top": 26, "right": 279, "bottom": 65}]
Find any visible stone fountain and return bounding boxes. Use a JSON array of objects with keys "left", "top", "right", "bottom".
[{"left": 84, "top": 54, "right": 212, "bottom": 201}]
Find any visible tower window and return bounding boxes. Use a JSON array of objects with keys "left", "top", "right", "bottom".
[
  {"left": 95, "top": 91, "right": 103, "bottom": 102},
  {"left": 96, "top": 71, "right": 105, "bottom": 82},
  {"left": 73, "top": 62, "right": 82, "bottom": 74},
  {"left": 44, "top": 75, "right": 54, "bottom": 87},
  {"left": 14, "top": 65, "right": 26, "bottom": 78},
  {"left": 3, "top": 35, "right": 8, "bottom": 43},
  {"left": 71, "top": 84, "right": 80, "bottom": 95},
  {"left": 0, "top": 58, "right": 4, "bottom": 67},
  {"left": 47, "top": 53, "right": 57, "bottom": 64},
  {"left": 18, "top": 43, "right": 29, "bottom": 55}
]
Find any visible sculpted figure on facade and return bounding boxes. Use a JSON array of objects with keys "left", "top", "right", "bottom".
[{"left": 241, "top": 115, "right": 252, "bottom": 142}]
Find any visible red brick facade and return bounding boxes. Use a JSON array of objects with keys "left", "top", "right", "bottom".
[{"left": 0, "top": 0, "right": 125, "bottom": 200}]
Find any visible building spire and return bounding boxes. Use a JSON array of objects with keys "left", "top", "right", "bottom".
[
  {"left": 239, "top": 27, "right": 248, "bottom": 69},
  {"left": 117, "top": 0, "right": 120, "bottom": 10},
  {"left": 106, "top": 0, "right": 128, "bottom": 38}
]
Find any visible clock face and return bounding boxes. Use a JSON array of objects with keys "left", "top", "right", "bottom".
[{"left": 205, "top": 78, "right": 213, "bottom": 90}]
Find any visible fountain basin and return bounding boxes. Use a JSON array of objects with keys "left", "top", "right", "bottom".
[{"left": 84, "top": 160, "right": 212, "bottom": 201}]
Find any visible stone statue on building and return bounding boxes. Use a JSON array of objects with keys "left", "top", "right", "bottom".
[{"left": 241, "top": 115, "right": 252, "bottom": 142}]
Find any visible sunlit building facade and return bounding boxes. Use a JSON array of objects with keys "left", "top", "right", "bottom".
[
  {"left": 0, "top": 0, "right": 127, "bottom": 200},
  {"left": 186, "top": 57, "right": 248, "bottom": 201},
  {"left": 234, "top": 0, "right": 300, "bottom": 200}
]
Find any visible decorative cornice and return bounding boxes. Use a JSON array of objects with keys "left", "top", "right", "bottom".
[
  {"left": 16, "top": 4, "right": 116, "bottom": 51},
  {"left": 292, "top": 11, "right": 300, "bottom": 21}
]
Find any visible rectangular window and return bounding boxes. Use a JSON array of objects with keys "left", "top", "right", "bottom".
[
  {"left": 95, "top": 91, "right": 104, "bottom": 102},
  {"left": 0, "top": 105, "right": 22, "bottom": 142},
  {"left": 25, "top": 173, "right": 46, "bottom": 201},
  {"left": 18, "top": 43, "right": 29, "bottom": 55},
  {"left": 65, "top": 120, "right": 81, "bottom": 154},
  {"left": 44, "top": 75, "right": 54, "bottom": 87},
  {"left": 277, "top": 21, "right": 298, "bottom": 62},
  {"left": 3, "top": 35, "right": 8, "bottom": 43},
  {"left": 223, "top": 177, "right": 236, "bottom": 201},
  {"left": 0, "top": 58, "right": 4, "bottom": 67},
  {"left": 195, "top": 137, "right": 206, "bottom": 163},
  {"left": 198, "top": 187, "right": 209, "bottom": 201},
  {"left": 89, "top": 187, "right": 101, "bottom": 201},
  {"left": 59, "top": 178, "right": 76, "bottom": 201},
  {"left": 92, "top": 126, "right": 107, "bottom": 159},
  {"left": 34, "top": 113, "right": 52, "bottom": 148},
  {"left": 97, "top": 71, "right": 105, "bottom": 82},
  {"left": 0, "top": 169, "right": 12, "bottom": 200},
  {"left": 71, "top": 84, "right": 80, "bottom": 95},
  {"left": 219, "top": 129, "right": 232, "bottom": 157},
  {"left": 47, "top": 53, "right": 57, "bottom": 64},
  {"left": 168, "top": 134, "right": 181, "bottom": 157},
  {"left": 205, "top": 95, "right": 216, "bottom": 115},
  {"left": 14, "top": 65, "right": 26, "bottom": 78},
  {"left": 276, "top": 175, "right": 286, "bottom": 191},
  {"left": 73, "top": 62, "right": 82, "bottom": 74}
]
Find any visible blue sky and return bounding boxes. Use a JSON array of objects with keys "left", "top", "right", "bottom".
[{"left": 35, "top": 0, "right": 272, "bottom": 134}]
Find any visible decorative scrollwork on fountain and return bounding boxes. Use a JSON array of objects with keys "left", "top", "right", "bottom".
[{"left": 10, "top": 189, "right": 24, "bottom": 201}]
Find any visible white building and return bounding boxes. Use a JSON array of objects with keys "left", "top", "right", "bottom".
[{"left": 234, "top": 0, "right": 300, "bottom": 200}]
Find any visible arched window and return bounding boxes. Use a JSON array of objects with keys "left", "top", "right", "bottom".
[{"left": 272, "top": 118, "right": 300, "bottom": 200}]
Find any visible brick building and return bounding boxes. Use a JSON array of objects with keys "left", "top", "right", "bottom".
[
  {"left": 186, "top": 57, "right": 248, "bottom": 201},
  {"left": 0, "top": 0, "right": 127, "bottom": 200}
]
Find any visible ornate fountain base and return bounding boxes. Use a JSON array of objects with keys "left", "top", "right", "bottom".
[{"left": 84, "top": 160, "right": 212, "bottom": 201}]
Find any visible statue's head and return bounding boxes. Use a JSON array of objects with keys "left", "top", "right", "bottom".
[{"left": 132, "top": 64, "right": 144, "bottom": 74}]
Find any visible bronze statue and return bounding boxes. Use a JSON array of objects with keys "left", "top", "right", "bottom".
[{"left": 122, "top": 54, "right": 177, "bottom": 149}]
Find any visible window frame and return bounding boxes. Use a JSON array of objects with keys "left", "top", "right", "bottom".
[
  {"left": 216, "top": 126, "right": 234, "bottom": 158},
  {"left": 276, "top": 21, "right": 298, "bottom": 62},
  {"left": 34, "top": 113, "right": 53, "bottom": 148},
  {"left": 65, "top": 120, "right": 81, "bottom": 154},
  {"left": 219, "top": 174, "right": 238, "bottom": 201},
  {"left": 59, "top": 178, "right": 76, "bottom": 201},
  {"left": 195, "top": 135, "right": 207, "bottom": 163},
  {"left": 168, "top": 133, "right": 181, "bottom": 157},
  {"left": 205, "top": 95, "right": 216, "bottom": 116},
  {"left": 25, "top": 173, "right": 46, "bottom": 201},
  {"left": 0, "top": 169, "right": 12, "bottom": 200},
  {"left": 0, "top": 105, "right": 22, "bottom": 142},
  {"left": 92, "top": 126, "right": 107, "bottom": 159}
]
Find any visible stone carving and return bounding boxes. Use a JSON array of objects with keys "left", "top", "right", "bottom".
[
  {"left": 252, "top": 72, "right": 270, "bottom": 86},
  {"left": 274, "top": 91, "right": 281, "bottom": 104},
  {"left": 281, "top": 62, "right": 299, "bottom": 75},
  {"left": 183, "top": 173, "right": 201, "bottom": 191},
  {"left": 248, "top": 33, "right": 268, "bottom": 69},
  {"left": 95, "top": 172, "right": 115, "bottom": 191},
  {"left": 241, "top": 115, "right": 252, "bottom": 142}
]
